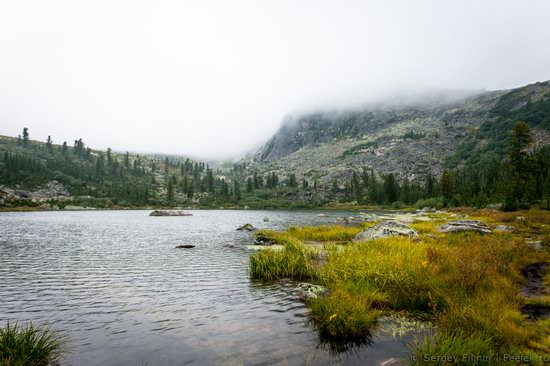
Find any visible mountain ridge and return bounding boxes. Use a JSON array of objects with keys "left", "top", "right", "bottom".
[{"left": 251, "top": 81, "right": 550, "bottom": 183}]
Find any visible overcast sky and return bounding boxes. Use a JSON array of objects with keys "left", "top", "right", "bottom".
[{"left": 1, "top": 0, "right": 550, "bottom": 158}]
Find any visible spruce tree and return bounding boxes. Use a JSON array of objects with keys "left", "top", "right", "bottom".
[
  {"left": 22, "top": 128, "right": 29, "bottom": 147},
  {"left": 505, "top": 122, "right": 533, "bottom": 210},
  {"left": 46, "top": 136, "right": 53, "bottom": 152},
  {"left": 441, "top": 169, "right": 454, "bottom": 206}
]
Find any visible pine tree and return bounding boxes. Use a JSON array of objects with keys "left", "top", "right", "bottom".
[
  {"left": 234, "top": 180, "right": 241, "bottom": 201},
  {"left": 289, "top": 173, "right": 297, "bottom": 188},
  {"left": 246, "top": 177, "right": 253, "bottom": 193},
  {"left": 506, "top": 122, "right": 533, "bottom": 210},
  {"left": 106, "top": 148, "right": 112, "bottom": 166},
  {"left": 124, "top": 152, "right": 130, "bottom": 168},
  {"left": 22, "top": 128, "right": 29, "bottom": 147},
  {"left": 383, "top": 173, "right": 398, "bottom": 204},
  {"left": 166, "top": 176, "right": 174, "bottom": 201},
  {"left": 46, "top": 136, "right": 53, "bottom": 152},
  {"left": 441, "top": 169, "right": 454, "bottom": 205}
]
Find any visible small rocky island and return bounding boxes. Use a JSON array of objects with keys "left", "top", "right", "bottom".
[{"left": 149, "top": 210, "right": 193, "bottom": 217}]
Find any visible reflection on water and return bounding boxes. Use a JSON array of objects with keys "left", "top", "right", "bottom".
[{"left": 1, "top": 210, "right": 419, "bottom": 365}]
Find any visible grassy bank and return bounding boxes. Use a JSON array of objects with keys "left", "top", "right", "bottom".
[
  {"left": 249, "top": 209, "right": 550, "bottom": 364},
  {"left": 0, "top": 322, "right": 64, "bottom": 366}
]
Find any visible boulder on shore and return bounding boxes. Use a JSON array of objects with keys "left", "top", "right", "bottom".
[
  {"left": 353, "top": 220, "right": 418, "bottom": 242},
  {"left": 437, "top": 220, "right": 491, "bottom": 234},
  {"left": 237, "top": 223, "right": 256, "bottom": 231},
  {"left": 175, "top": 244, "right": 195, "bottom": 248},
  {"left": 150, "top": 210, "right": 192, "bottom": 217},
  {"left": 253, "top": 233, "right": 275, "bottom": 246},
  {"left": 294, "top": 283, "right": 329, "bottom": 300},
  {"left": 494, "top": 225, "right": 517, "bottom": 233}
]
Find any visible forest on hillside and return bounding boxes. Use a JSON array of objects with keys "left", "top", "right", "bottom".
[{"left": 1, "top": 122, "right": 549, "bottom": 211}]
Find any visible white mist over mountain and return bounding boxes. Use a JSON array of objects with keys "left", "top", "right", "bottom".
[{"left": 1, "top": 0, "right": 550, "bottom": 158}]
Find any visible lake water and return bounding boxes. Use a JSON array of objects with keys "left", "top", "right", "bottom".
[{"left": 0, "top": 210, "right": 417, "bottom": 365}]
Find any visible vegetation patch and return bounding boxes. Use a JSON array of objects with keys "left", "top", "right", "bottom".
[
  {"left": 0, "top": 322, "right": 64, "bottom": 366},
  {"left": 249, "top": 210, "right": 550, "bottom": 360}
]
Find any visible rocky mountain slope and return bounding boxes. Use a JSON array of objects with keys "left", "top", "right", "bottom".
[{"left": 251, "top": 81, "right": 550, "bottom": 183}]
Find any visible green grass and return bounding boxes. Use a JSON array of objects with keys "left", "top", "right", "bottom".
[
  {"left": 411, "top": 332, "right": 498, "bottom": 365},
  {"left": 249, "top": 209, "right": 550, "bottom": 359},
  {"left": 249, "top": 236, "right": 316, "bottom": 281},
  {"left": 0, "top": 322, "right": 64, "bottom": 366},
  {"left": 308, "top": 289, "right": 383, "bottom": 340}
]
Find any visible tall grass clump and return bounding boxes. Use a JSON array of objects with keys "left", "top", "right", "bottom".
[
  {"left": 0, "top": 322, "right": 64, "bottom": 366},
  {"left": 249, "top": 236, "right": 316, "bottom": 281},
  {"left": 286, "top": 225, "right": 365, "bottom": 242},
  {"left": 318, "top": 238, "right": 441, "bottom": 310},
  {"left": 411, "top": 332, "right": 498, "bottom": 366},
  {"left": 308, "top": 289, "right": 383, "bottom": 340}
]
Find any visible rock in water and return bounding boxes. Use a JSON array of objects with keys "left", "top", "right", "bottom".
[
  {"left": 237, "top": 223, "right": 256, "bottom": 231},
  {"left": 150, "top": 210, "right": 192, "bottom": 217},
  {"left": 175, "top": 244, "right": 195, "bottom": 248},
  {"left": 379, "top": 358, "right": 402, "bottom": 366},
  {"left": 263, "top": 217, "right": 270, "bottom": 222},
  {"left": 437, "top": 220, "right": 492, "bottom": 234},
  {"left": 294, "top": 283, "right": 329, "bottom": 300},
  {"left": 353, "top": 220, "right": 418, "bottom": 242}
]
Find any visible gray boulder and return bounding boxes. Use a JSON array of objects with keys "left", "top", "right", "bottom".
[
  {"left": 437, "top": 220, "right": 491, "bottom": 234},
  {"left": 494, "top": 225, "right": 517, "bottom": 233},
  {"left": 353, "top": 220, "right": 418, "bottom": 242},
  {"left": 294, "top": 283, "right": 329, "bottom": 300}
]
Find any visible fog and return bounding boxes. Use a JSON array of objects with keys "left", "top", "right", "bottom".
[{"left": 1, "top": 0, "right": 550, "bottom": 158}]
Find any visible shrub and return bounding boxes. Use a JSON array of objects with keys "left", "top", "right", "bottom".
[{"left": 414, "top": 198, "right": 444, "bottom": 209}]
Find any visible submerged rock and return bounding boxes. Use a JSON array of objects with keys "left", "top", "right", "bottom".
[
  {"left": 353, "top": 220, "right": 418, "bottom": 242},
  {"left": 437, "top": 220, "right": 491, "bottom": 234},
  {"left": 150, "top": 210, "right": 192, "bottom": 217},
  {"left": 236, "top": 223, "right": 256, "bottom": 231},
  {"left": 294, "top": 282, "right": 329, "bottom": 300},
  {"left": 263, "top": 217, "right": 270, "bottom": 222},
  {"left": 379, "top": 358, "right": 402, "bottom": 366},
  {"left": 175, "top": 244, "right": 195, "bottom": 248},
  {"left": 494, "top": 225, "right": 517, "bottom": 233}
]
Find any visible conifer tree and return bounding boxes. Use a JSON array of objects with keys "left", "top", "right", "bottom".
[
  {"left": 441, "top": 169, "right": 454, "bottom": 205},
  {"left": 46, "top": 136, "right": 53, "bottom": 152},
  {"left": 22, "top": 128, "right": 29, "bottom": 147},
  {"left": 505, "top": 122, "right": 533, "bottom": 210}
]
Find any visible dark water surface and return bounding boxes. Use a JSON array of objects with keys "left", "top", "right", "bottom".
[{"left": 0, "top": 210, "right": 414, "bottom": 365}]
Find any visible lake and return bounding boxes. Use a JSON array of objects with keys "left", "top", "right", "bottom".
[{"left": 0, "top": 210, "right": 417, "bottom": 365}]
